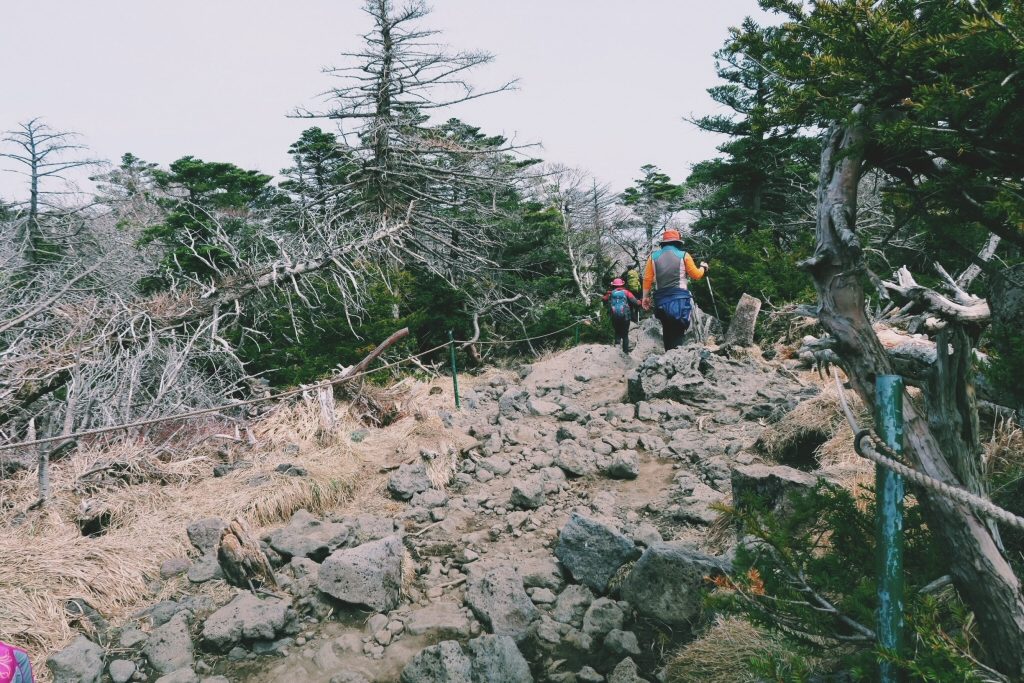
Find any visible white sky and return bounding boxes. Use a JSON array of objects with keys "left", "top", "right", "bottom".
[{"left": 0, "top": 1, "right": 771, "bottom": 202}]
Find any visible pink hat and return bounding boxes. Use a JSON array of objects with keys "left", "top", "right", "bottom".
[{"left": 611, "top": 278, "right": 625, "bottom": 287}]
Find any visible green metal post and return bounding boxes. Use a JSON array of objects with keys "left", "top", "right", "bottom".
[
  {"left": 574, "top": 321, "right": 580, "bottom": 346},
  {"left": 875, "top": 374, "right": 905, "bottom": 682},
  {"left": 448, "top": 330, "right": 461, "bottom": 410}
]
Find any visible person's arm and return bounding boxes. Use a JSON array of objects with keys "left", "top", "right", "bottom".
[
  {"left": 641, "top": 257, "right": 655, "bottom": 309},
  {"left": 601, "top": 290, "right": 611, "bottom": 302},
  {"left": 684, "top": 253, "right": 707, "bottom": 280},
  {"left": 627, "top": 291, "right": 641, "bottom": 307}
]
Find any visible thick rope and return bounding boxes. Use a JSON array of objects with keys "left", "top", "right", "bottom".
[{"left": 832, "top": 370, "right": 1024, "bottom": 532}]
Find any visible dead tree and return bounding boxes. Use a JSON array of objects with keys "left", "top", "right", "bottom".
[
  {"left": 803, "top": 110, "right": 1024, "bottom": 677},
  {"left": 722, "top": 293, "right": 762, "bottom": 347},
  {"left": 218, "top": 519, "right": 278, "bottom": 591},
  {"left": 0, "top": 118, "right": 100, "bottom": 263}
]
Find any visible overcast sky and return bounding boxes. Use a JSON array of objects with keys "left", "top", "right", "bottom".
[{"left": 0, "top": 1, "right": 771, "bottom": 202}]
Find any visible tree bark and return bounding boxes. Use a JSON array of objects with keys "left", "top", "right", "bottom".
[
  {"left": 722, "top": 293, "right": 762, "bottom": 347},
  {"left": 803, "top": 113, "right": 1024, "bottom": 677}
]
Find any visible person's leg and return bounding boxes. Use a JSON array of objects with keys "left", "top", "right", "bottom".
[
  {"left": 612, "top": 318, "right": 628, "bottom": 351},
  {"left": 663, "top": 318, "right": 685, "bottom": 351},
  {"left": 621, "top": 320, "right": 631, "bottom": 353}
]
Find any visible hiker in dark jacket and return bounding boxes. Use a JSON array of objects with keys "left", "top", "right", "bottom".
[
  {"left": 603, "top": 277, "right": 641, "bottom": 353},
  {"left": 641, "top": 229, "right": 708, "bottom": 351}
]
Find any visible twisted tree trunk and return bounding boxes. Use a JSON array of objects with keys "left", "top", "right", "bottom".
[{"left": 803, "top": 112, "right": 1024, "bottom": 677}]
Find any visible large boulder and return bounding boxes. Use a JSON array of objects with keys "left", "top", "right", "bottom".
[
  {"left": 400, "top": 641, "right": 472, "bottom": 683},
  {"left": 201, "top": 592, "right": 293, "bottom": 652},
  {"left": 464, "top": 564, "right": 539, "bottom": 642},
  {"left": 143, "top": 612, "right": 194, "bottom": 674},
  {"left": 581, "top": 597, "right": 625, "bottom": 638},
  {"left": 626, "top": 348, "right": 724, "bottom": 405},
  {"left": 266, "top": 508, "right": 351, "bottom": 562},
  {"left": 601, "top": 450, "right": 639, "bottom": 480},
  {"left": 467, "top": 635, "right": 533, "bottom": 683},
  {"left": 388, "top": 463, "right": 433, "bottom": 501},
  {"left": 620, "top": 542, "right": 728, "bottom": 626},
  {"left": 554, "top": 513, "right": 640, "bottom": 594},
  {"left": 730, "top": 464, "right": 818, "bottom": 520},
  {"left": 46, "top": 635, "right": 104, "bottom": 683},
  {"left": 318, "top": 535, "right": 404, "bottom": 612}
]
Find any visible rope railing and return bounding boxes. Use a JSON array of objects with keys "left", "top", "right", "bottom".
[
  {"left": 832, "top": 370, "right": 1024, "bottom": 533},
  {"left": 0, "top": 317, "right": 596, "bottom": 454}
]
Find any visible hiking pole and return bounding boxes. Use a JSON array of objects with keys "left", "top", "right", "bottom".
[{"left": 705, "top": 275, "right": 722, "bottom": 321}]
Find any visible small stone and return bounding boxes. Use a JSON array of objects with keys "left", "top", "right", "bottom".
[
  {"left": 387, "top": 462, "right": 433, "bottom": 501},
  {"left": 187, "top": 554, "right": 222, "bottom": 584},
  {"left": 604, "top": 629, "right": 641, "bottom": 657},
  {"left": 476, "top": 468, "right": 495, "bottom": 483},
  {"left": 374, "top": 628, "right": 392, "bottom": 646},
  {"left": 119, "top": 626, "right": 149, "bottom": 648},
  {"left": 160, "top": 557, "right": 191, "bottom": 579},
  {"left": 608, "top": 657, "right": 648, "bottom": 683},
  {"left": 187, "top": 518, "right": 228, "bottom": 555},
  {"left": 154, "top": 670, "right": 199, "bottom": 683},
  {"left": 431, "top": 508, "right": 448, "bottom": 522},
  {"left": 529, "top": 588, "right": 556, "bottom": 605},
  {"left": 109, "top": 659, "right": 137, "bottom": 683},
  {"left": 581, "top": 598, "right": 625, "bottom": 638},
  {"left": 510, "top": 477, "right": 546, "bottom": 510},
  {"left": 577, "top": 666, "right": 605, "bottom": 683},
  {"left": 366, "top": 613, "right": 389, "bottom": 634}
]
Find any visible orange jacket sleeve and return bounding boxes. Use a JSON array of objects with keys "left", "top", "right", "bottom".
[
  {"left": 642, "top": 256, "right": 655, "bottom": 296},
  {"left": 684, "top": 253, "right": 706, "bottom": 280}
]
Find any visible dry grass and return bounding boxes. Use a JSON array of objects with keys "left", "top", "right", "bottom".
[
  {"left": 666, "top": 615, "right": 814, "bottom": 683},
  {"left": 0, "top": 377, "right": 473, "bottom": 678}
]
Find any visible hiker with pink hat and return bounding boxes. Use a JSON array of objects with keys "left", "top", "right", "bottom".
[{"left": 602, "top": 277, "right": 641, "bottom": 354}]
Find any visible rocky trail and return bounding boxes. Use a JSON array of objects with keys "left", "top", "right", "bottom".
[{"left": 45, "top": 320, "right": 831, "bottom": 683}]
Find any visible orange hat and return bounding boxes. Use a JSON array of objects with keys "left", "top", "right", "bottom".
[
  {"left": 661, "top": 229, "right": 682, "bottom": 244},
  {"left": 611, "top": 278, "right": 625, "bottom": 287}
]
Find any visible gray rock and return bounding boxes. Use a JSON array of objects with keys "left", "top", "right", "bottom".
[
  {"left": 510, "top": 476, "right": 546, "bottom": 510},
  {"left": 604, "top": 629, "right": 641, "bottom": 657},
  {"left": 186, "top": 518, "right": 228, "bottom": 555},
  {"left": 108, "top": 660, "right": 136, "bottom": 683},
  {"left": 464, "top": 565, "right": 539, "bottom": 642},
  {"left": 388, "top": 462, "right": 433, "bottom": 500},
  {"left": 499, "top": 388, "right": 530, "bottom": 418},
  {"left": 317, "top": 535, "right": 404, "bottom": 612},
  {"left": 551, "top": 584, "right": 593, "bottom": 627},
  {"left": 187, "top": 554, "right": 222, "bottom": 584},
  {"left": 347, "top": 514, "right": 398, "bottom": 545},
  {"left": 556, "top": 423, "right": 588, "bottom": 443},
  {"left": 201, "top": 678, "right": 232, "bottom": 683},
  {"left": 731, "top": 464, "right": 817, "bottom": 519},
  {"left": 202, "top": 592, "right": 293, "bottom": 651},
  {"left": 632, "top": 522, "right": 662, "bottom": 547},
  {"left": 406, "top": 602, "right": 473, "bottom": 638},
  {"left": 143, "top": 612, "right": 194, "bottom": 675},
  {"left": 160, "top": 557, "right": 191, "bottom": 579},
  {"left": 267, "top": 508, "right": 351, "bottom": 562},
  {"left": 563, "top": 628, "right": 594, "bottom": 652},
  {"left": 554, "top": 514, "right": 639, "bottom": 594},
  {"left": 553, "top": 441, "right": 599, "bottom": 477},
  {"left": 519, "top": 557, "right": 565, "bottom": 591},
  {"left": 46, "top": 635, "right": 104, "bottom": 683},
  {"left": 467, "top": 634, "right": 533, "bottom": 683},
  {"left": 329, "top": 674, "right": 371, "bottom": 683},
  {"left": 529, "top": 587, "right": 556, "bottom": 604},
  {"left": 602, "top": 450, "right": 639, "bottom": 480},
  {"left": 154, "top": 670, "right": 199, "bottom": 683},
  {"left": 577, "top": 666, "right": 605, "bottom": 683},
  {"left": 479, "top": 456, "right": 512, "bottom": 476},
  {"left": 604, "top": 403, "right": 636, "bottom": 422},
  {"left": 672, "top": 481, "right": 727, "bottom": 525},
  {"left": 527, "top": 398, "right": 560, "bottom": 417},
  {"left": 412, "top": 488, "right": 449, "bottom": 509},
  {"left": 118, "top": 626, "right": 149, "bottom": 648},
  {"left": 400, "top": 640, "right": 473, "bottom": 683},
  {"left": 608, "top": 657, "right": 649, "bottom": 683},
  {"left": 581, "top": 597, "right": 624, "bottom": 638},
  {"left": 620, "top": 542, "right": 729, "bottom": 626}
]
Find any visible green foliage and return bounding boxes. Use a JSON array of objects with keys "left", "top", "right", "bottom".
[
  {"left": 621, "top": 164, "right": 687, "bottom": 243},
  {"left": 985, "top": 323, "right": 1024, "bottom": 412},
  {"left": 716, "top": 482, "right": 988, "bottom": 680},
  {"left": 140, "top": 156, "right": 281, "bottom": 286}
]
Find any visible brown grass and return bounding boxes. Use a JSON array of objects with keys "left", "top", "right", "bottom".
[
  {"left": 0, "top": 376, "right": 474, "bottom": 679},
  {"left": 666, "top": 615, "right": 814, "bottom": 683}
]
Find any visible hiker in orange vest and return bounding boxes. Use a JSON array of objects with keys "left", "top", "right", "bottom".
[
  {"left": 603, "top": 278, "right": 641, "bottom": 353},
  {"left": 641, "top": 229, "right": 708, "bottom": 351}
]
